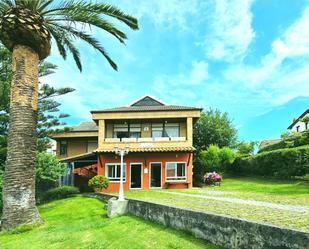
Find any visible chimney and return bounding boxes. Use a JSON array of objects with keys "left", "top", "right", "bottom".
[{"left": 293, "top": 118, "right": 296, "bottom": 122}]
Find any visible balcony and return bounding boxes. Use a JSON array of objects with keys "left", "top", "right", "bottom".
[{"left": 104, "top": 137, "right": 186, "bottom": 142}]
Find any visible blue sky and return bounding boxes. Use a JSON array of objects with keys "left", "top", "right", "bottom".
[{"left": 42, "top": 0, "right": 309, "bottom": 142}]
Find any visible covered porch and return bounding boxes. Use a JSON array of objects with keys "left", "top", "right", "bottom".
[{"left": 59, "top": 152, "right": 98, "bottom": 191}]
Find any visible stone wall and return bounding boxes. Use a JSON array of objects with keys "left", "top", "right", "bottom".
[{"left": 88, "top": 193, "right": 309, "bottom": 249}]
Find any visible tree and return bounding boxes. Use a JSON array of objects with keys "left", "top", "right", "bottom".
[
  {"left": 193, "top": 109, "right": 237, "bottom": 152},
  {"left": 1, "top": 0, "right": 138, "bottom": 229},
  {"left": 236, "top": 141, "right": 257, "bottom": 157},
  {"left": 301, "top": 116, "right": 309, "bottom": 130},
  {"left": 193, "top": 109, "right": 237, "bottom": 184},
  {"left": 0, "top": 47, "right": 74, "bottom": 169},
  {"left": 199, "top": 145, "right": 236, "bottom": 173},
  {"left": 36, "top": 152, "right": 67, "bottom": 197}
]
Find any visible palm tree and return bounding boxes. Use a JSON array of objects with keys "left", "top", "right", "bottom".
[{"left": 0, "top": 0, "right": 138, "bottom": 230}]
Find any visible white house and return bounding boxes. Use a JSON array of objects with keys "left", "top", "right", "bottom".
[{"left": 287, "top": 109, "right": 309, "bottom": 132}]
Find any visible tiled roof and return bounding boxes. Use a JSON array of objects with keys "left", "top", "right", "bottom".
[
  {"left": 91, "top": 105, "right": 202, "bottom": 113},
  {"left": 71, "top": 122, "right": 98, "bottom": 132},
  {"left": 259, "top": 139, "right": 281, "bottom": 149},
  {"left": 95, "top": 146, "right": 195, "bottom": 153},
  {"left": 91, "top": 95, "right": 202, "bottom": 113}
]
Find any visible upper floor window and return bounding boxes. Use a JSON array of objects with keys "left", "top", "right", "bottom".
[
  {"left": 113, "top": 123, "right": 142, "bottom": 139},
  {"left": 165, "top": 123, "right": 179, "bottom": 137},
  {"left": 113, "top": 124, "right": 129, "bottom": 139},
  {"left": 60, "top": 141, "right": 67, "bottom": 156},
  {"left": 152, "top": 122, "right": 180, "bottom": 138},
  {"left": 129, "top": 124, "right": 141, "bottom": 138},
  {"left": 166, "top": 162, "right": 186, "bottom": 181},
  {"left": 296, "top": 125, "right": 300, "bottom": 132},
  {"left": 152, "top": 123, "right": 164, "bottom": 138},
  {"left": 105, "top": 163, "right": 126, "bottom": 181}
]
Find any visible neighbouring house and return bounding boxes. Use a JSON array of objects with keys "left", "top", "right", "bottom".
[
  {"left": 51, "top": 95, "right": 202, "bottom": 192},
  {"left": 287, "top": 109, "right": 309, "bottom": 132},
  {"left": 259, "top": 139, "right": 282, "bottom": 150},
  {"left": 259, "top": 108, "right": 309, "bottom": 151}
]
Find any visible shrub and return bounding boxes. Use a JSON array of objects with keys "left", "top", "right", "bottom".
[
  {"left": 88, "top": 176, "right": 109, "bottom": 191},
  {"left": 203, "top": 172, "right": 222, "bottom": 185},
  {"left": 259, "top": 130, "right": 309, "bottom": 153},
  {"left": 231, "top": 146, "right": 309, "bottom": 178},
  {"left": 200, "top": 145, "right": 236, "bottom": 173},
  {"left": 42, "top": 186, "right": 79, "bottom": 202}
]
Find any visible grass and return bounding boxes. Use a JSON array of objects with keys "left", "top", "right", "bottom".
[
  {"left": 170, "top": 176, "right": 309, "bottom": 205},
  {"left": 211, "top": 176, "right": 309, "bottom": 195},
  {"left": 0, "top": 196, "right": 220, "bottom": 249},
  {"left": 122, "top": 176, "right": 309, "bottom": 231}
]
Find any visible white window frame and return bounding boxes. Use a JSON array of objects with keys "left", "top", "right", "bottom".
[
  {"left": 165, "top": 162, "right": 187, "bottom": 182},
  {"left": 105, "top": 163, "right": 126, "bottom": 182}
]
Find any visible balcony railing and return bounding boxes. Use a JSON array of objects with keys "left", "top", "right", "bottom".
[{"left": 104, "top": 137, "right": 186, "bottom": 142}]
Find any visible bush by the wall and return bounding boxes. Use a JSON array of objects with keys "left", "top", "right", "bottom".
[
  {"left": 42, "top": 186, "right": 79, "bottom": 202},
  {"left": 231, "top": 145, "right": 309, "bottom": 178},
  {"left": 88, "top": 176, "right": 109, "bottom": 191}
]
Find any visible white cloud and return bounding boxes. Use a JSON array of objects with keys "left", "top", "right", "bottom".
[
  {"left": 116, "top": 0, "right": 200, "bottom": 29},
  {"left": 151, "top": 60, "right": 209, "bottom": 103},
  {"left": 202, "top": 0, "right": 255, "bottom": 61},
  {"left": 223, "top": 6, "right": 309, "bottom": 107}
]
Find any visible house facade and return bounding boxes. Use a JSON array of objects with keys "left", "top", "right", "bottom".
[
  {"left": 287, "top": 109, "right": 309, "bottom": 132},
  {"left": 52, "top": 96, "right": 201, "bottom": 192}
]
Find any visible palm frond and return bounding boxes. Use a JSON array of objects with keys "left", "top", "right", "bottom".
[
  {"left": 43, "top": 2, "right": 138, "bottom": 30},
  {"left": 0, "top": 0, "right": 139, "bottom": 71}
]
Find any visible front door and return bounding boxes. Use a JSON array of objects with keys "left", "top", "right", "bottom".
[
  {"left": 150, "top": 163, "right": 162, "bottom": 188},
  {"left": 130, "top": 163, "right": 142, "bottom": 189}
]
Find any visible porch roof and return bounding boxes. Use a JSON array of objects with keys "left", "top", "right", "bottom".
[
  {"left": 59, "top": 152, "right": 97, "bottom": 168},
  {"left": 95, "top": 146, "right": 195, "bottom": 153}
]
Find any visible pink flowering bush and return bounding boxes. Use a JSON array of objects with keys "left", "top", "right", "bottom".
[{"left": 203, "top": 172, "right": 222, "bottom": 186}]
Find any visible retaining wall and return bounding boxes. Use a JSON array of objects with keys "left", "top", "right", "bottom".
[{"left": 87, "top": 193, "right": 309, "bottom": 249}]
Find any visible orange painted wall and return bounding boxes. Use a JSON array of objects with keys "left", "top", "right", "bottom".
[{"left": 97, "top": 152, "right": 193, "bottom": 192}]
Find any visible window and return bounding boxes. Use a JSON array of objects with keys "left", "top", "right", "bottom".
[
  {"left": 166, "top": 162, "right": 186, "bottom": 181},
  {"left": 165, "top": 123, "right": 179, "bottom": 137},
  {"left": 87, "top": 140, "right": 98, "bottom": 152},
  {"left": 113, "top": 124, "right": 129, "bottom": 139},
  {"left": 152, "top": 123, "right": 163, "bottom": 138},
  {"left": 106, "top": 163, "right": 126, "bottom": 181},
  {"left": 129, "top": 124, "right": 141, "bottom": 138},
  {"left": 296, "top": 125, "right": 300, "bottom": 132},
  {"left": 60, "top": 141, "right": 67, "bottom": 156}
]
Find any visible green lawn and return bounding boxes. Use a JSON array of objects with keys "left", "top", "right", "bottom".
[
  {"left": 0, "top": 196, "right": 220, "bottom": 249},
  {"left": 211, "top": 176, "right": 309, "bottom": 195},
  {"left": 122, "top": 176, "right": 309, "bottom": 231}
]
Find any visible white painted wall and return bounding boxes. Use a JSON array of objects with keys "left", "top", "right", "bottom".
[{"left": 290, "top": 113, "right": 309, "bottom": 132}]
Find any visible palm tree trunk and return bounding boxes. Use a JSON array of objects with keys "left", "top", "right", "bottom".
[{"left": 1, "top": 45, "right": 41, "bottom": 230}]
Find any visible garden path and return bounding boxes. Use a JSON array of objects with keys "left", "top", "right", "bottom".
[{"left": 165, "top": 191, "right": 309, "bottom": 214}]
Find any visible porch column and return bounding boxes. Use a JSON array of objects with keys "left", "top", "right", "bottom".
[
  {"left": 71, "top": 162, "right": 75, "bottom": 186},
  {"left": 187, "top": 117, "right": 193, "bottom": 145},
  {"left": 98, "top": 119, "right": 105, "bottom": 149}
]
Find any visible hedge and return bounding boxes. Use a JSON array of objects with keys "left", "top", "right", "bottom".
[
  {"left": 259, "top": 130, "right": 309, "bottom": 153},
  {"left": 231, "top": 145, "right": 309, "bottom": 178},
  {"left": 42, "top": 186, "right": 79, "bottom": 202}
]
